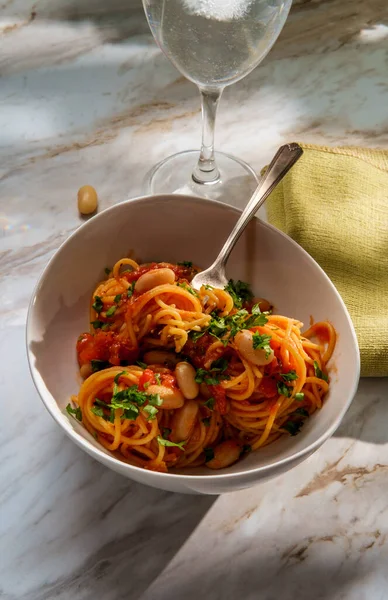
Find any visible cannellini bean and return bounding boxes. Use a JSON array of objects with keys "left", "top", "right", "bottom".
[
  {"left": 235, "top": 329, "right": 274, "bottom": 366},
  {"left": 77, "top": 185, "right": 98, "bottom": 215},
  {"left": 146, "top": 384, "right": 184, "bottom": 409},
  {"left": 171, "top": 399, "right": 199, "bottom": 442},
  {"left": 135, "top": 268, "right": 175, "bottom": 294},
  {"left": 80, "top": 363, "right": 92, "bottom": 379},
  {"left": 175, "top": 362, "right": 199, "bottom": 399},
  {"left": 143, "top": 350, "right": 180, "bottom": 367},
  {"left": 253, "top": 297, "right": 272, "bottom": 313},
  {"left": 206, "top": 440, "right": 241, "bottom": 470}
]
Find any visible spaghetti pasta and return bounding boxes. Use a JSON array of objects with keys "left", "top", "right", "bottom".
[{"left": 68, "top": 258, "right": 336, "bottom": 472}]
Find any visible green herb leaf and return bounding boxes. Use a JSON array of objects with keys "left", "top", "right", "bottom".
[
  {"left": 283, "top": 420, "right": 303, "bottom": 436},
  {"left": 252, "top": 332, "right": 272, "bottom": 358},
  {"left": 91, "top": 406, "right": 105, "bottom": 418},
  {"left": 157, "top": 436, "right": 186, "bottom": 450},
  {"left": 210, "top": 357, "right": 228, "bottom": 373},
  {"left": 136, "top": 361, "right": 148, "bottom": 369},
  {"left": 143, "top": 404, "right": 158, "bottom": 420},
  {"left": 313, "top": 361, "right": 329, "bottom": 382},
  {"left": 294, "top": 392, "right": 305, "bottom": 401},
  {"left": 280, "top": 370, "right": 298, "bottom": 382},
  {"left": 91, "top": 359, "right": 109, "bottom": 373},
  {"left": 195, "top": 364, "right": 230, "bottom": 386},
  {"left": 92, "top": 296, "right": 103, "bottom": 313},
  {"left": 162, "top": 427, "right": 172, "bottom": 439},
  {"left": 277, "top": 381, "right": 291, "bottom": 398},
  {"left": 101, "top": 323, "right": 110, "bottom": 331},
  {"left": 204, "top": 447, "right": 215, "bottom": 462},
  {"left": 148, "top": 394, "right": 163, "bottom": 407},
  {"left": 204, "top": 284, "right": 214, "bottom": 290},
  {"left": 66, "top": 403, "right": 82, "bottom": 421},
  {"left": 106, "top": 305, "right": 117, "bottom": 317},
  {"left": 127, "top": 282, "right": 136, "bottom": 298},
  {"left": 242, "top": 444, "right": 252, "bottom": 454},
  {"left": 109, "top": 409, "right": 116, "bottom": 423},
  {"left": 203, "top": 397, "right": 215, "bottom": 410},
  {"left": 177, "top": 261, "right": 193, "bottom": 267},
  {"left": 114, "top": 294, "right": 122, "bottom": 303},
  {"left": 225, "top": 279, "right": 253, "bottom": 309},
  {"left": 190, "top": 329, "right": 207, "bottom": 342},
  {"left": 105, "top": 267, "right": 111, "bottom": 276},
  {"left": 154, "top": 373, "right": 161, "bottom": 385},
  {"left": 202, "top": 417, "right": 211, "bottom": 427},
  {"left": 122, "top": 403, "right": 139, "bottom": 420},
  {"left": 114, "top": 371, "right": 127, "bottom": 384},
  {"left": 91, "top": 320, "right": 104, "bottom": 330},
  {"left": 294, "top": 407, "right": 309, "bottom": 417},
  {"left": 245, "top": 304, "right": 269, "bottom": 328},
  {"left": 177, "top": 282, "right": 199, "bottom": 297}
]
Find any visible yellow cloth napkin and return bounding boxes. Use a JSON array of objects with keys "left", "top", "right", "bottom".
[{"left": 266, "top": 143, "right": 388, "bottom": 377}]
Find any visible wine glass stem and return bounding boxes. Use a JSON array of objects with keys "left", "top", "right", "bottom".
[{"left": 192, "top": 87, "right": 224, "bottom": 185}]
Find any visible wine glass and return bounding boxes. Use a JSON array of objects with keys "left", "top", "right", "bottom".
[{"left": 142, "top": 0, "right": 292, "bottom": 201}]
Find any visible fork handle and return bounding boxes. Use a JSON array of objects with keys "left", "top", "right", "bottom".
[{"left": 212, "top": 143, "right": 303, "bottom": 274}]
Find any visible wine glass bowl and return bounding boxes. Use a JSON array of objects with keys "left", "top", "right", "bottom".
[{"left": 142, "top": 0, "right": 292, "bottom": 198}]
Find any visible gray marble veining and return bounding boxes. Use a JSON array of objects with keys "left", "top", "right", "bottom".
[{"left": 1, "top": 0, "right": 388, "bottom": 598}]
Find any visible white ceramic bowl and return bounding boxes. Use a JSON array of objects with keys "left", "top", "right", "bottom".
[{"left": 27, "top": 194, "right": 360, "bottom": 494}]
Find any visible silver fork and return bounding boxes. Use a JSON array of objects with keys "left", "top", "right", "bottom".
[{"left": 191, "top": 143, "right": 303, "bottom": 291}]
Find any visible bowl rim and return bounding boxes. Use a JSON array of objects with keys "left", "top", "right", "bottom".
[{"left": 26, "top": 193, "right": 360, "bottom": 481}]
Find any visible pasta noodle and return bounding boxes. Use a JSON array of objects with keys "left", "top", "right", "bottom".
[{"left": 67, "top": 258, "right": 336, "bottom": 472}]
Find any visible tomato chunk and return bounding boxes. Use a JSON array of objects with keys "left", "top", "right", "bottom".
[{"left": 208, "top": 384, "right": 228, "bottom": 415}]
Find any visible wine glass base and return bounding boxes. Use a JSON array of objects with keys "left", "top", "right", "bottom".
[{"left": 143, "top": 150, "right": 259, "bottom": 206}]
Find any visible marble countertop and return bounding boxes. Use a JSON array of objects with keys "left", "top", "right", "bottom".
[{"left": 1, "top": 0, "right": 388, "bottom": 598}]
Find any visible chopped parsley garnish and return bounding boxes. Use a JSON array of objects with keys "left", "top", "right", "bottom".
[
  {"left": 92, "top": 296, "right": 103, "bottom": 313},
  {"left": 91, "top": 320, "right": 104, "bottom": 329},
  {"left": 202, "top": 417, "right": 211, "bottom": 427},
  {"left": 313, "top": 361, "right": 329, "bottom": 382},
  {"left": 283, "top": 408, "right": 309, "bottom": 436},
  {"left": 295, "top": 392, "right": 305, "bottom": 401},
  {"left": 148, "top": 394, "right": 163, "bottom": 407},
  {"left": 104, "top": 267, "right": 111, "bottom": 276},
  {"left": 114, "top": 294, "right": 122, "bottom": 303},
  {"left": 162, "top": 427, "right": 172, "bottom": 439},
  {"left": 252, "top": 333, "right": 272, "bottom": 358},
  {"left": 143, "top": 404, "right": 158, "bottom": 420},
  {"left": 157, "top": 436, "right": 186, "bottom": 450},
  {"left": 204, "top": 447, "right": 215, "bottom": 462},
  {"left": 154, "top": 373, "right": 161, "bottom": 385},
  {"left": 136, "top": 361, "right": 148, "bottom": 369},
  {"left": 91, "top": 359, "right": 109, "bottom": 373},
  {"left": 114, "top": 371, "right": 127, "bottom": 384},
  {"left": 280, "top": 370, "right": 298, "bottom": 381},
  {"left": 66, "top": 403, "right": 82, "bottom": 421},
  {"left": 190, "top": 329, "right": 207, "bottom": 342},
  {"left": 177, "top": 261, "right": 193, "bottom": 267},
  {"left": 203, "top": 397, "right": 215, "bottom": 410},
  {"left": 127, "top": 282, "right": 136, "bottom": 298},
  {"left": 91, "top": 406, "right": 105, "bottom": 418},
  {"left": 195, "top": 358, "right": 230, "bottom": 386},
  {"left": 277, "top": 381, "right": 292, "bottom": 398},
  {"left": 294, "top": 407, "right": 309, "bottom": 417},
  {"left": 101, "top": 323, "right": 110, "bottom": 331},
  {"left": 106, "top": 305, "right": 117, "bottom": 317},
  {"left": 283, "top": 420, "right": 303, "bottom": 436},
  {"left": 204, "top": 284, "right": 214, "bottom": 290},
  {"left": 225, "top": 279, "right": 253, "bottom": 308},
  {"left": 177, "top": 282, "right": 199, "bottom": 297},
  {"left": 192, "top": 304, "right": 269, "bottom": 347}
]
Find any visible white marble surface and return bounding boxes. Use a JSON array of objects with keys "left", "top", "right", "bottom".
[{"left": 1, "top": 1, "right": 388, "bottom": 598}]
